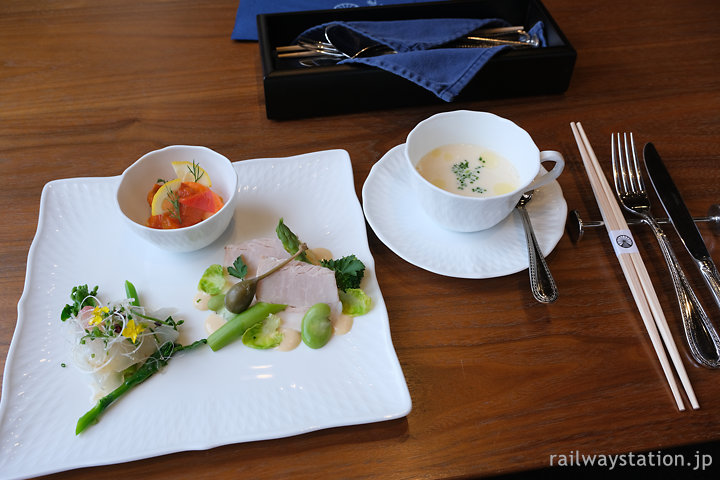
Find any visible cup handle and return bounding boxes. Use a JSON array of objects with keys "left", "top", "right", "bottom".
[{"left": 526, "top": 150, "right": 565, "bottom": 191}]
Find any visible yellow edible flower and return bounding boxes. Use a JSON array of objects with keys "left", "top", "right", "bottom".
[
  {"left": 89, "top": 306, "right": 109, "bottom": 326},
  {"left": 121, "top": 319, "right": 145, "bottom": 343}
]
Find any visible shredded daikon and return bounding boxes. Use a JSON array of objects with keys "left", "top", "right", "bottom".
[{"left": 63, "top": 295, "right": 180, "bottom": 400}]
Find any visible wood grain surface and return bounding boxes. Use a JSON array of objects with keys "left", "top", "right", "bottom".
[{"left": 1, "top": 0, "right": 719, "bottom": 478}]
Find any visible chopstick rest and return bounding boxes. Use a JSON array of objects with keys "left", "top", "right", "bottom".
[
  {"left": 565, "top": 208, "right": 720, "bottom": 244},
  {"left": 570, "top": 122, "right": 699, "bottom": 411}
]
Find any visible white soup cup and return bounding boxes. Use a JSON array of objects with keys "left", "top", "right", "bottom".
[{"left": 405, "top": 110, "right": 564, "bottom": 232}]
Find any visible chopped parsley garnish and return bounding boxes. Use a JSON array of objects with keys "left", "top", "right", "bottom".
[{"left": 451, "top": 157, "right": 486, "bottom": 192}]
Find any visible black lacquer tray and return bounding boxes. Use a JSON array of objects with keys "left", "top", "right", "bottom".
[{"left": 257, "top": 0, "right": 576, "bottom": 119}]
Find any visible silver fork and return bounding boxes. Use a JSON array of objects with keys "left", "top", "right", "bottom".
[{"left": 612, "top": 132, "right": 720, "bottom": 368}]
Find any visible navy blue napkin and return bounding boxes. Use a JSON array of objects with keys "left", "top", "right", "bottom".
[
  {"left": 298, "top": 18, "right": 545, "bottom": 101},
  {"left": 231, "top": 0, "right": 434, "bottom": 41}
]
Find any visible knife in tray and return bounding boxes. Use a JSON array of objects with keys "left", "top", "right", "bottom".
[{"left": 644, "top": 142, "right": 720, "bottom": 309}]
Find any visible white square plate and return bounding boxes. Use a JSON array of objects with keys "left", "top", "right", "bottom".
[{"left": 0, "top": 149, "right": 411, "bottom": 479}]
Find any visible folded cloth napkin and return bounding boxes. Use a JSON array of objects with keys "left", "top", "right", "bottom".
[
  {"left": 231, "top": 0, "right": 434, "bottom": 40},
  {"left": 298, "top": 18, "right": 546, "bottom": 101}
]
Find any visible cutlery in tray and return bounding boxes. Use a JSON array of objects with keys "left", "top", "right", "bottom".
[
  {"left": 256, "top": 0, "right": 576, "bottom": 119},
  {"left": 275, "top": 24, "right": 541, "bottom": 64}
]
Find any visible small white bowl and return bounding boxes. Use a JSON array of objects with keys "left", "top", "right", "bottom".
[{"left": 116, "top": 145, "right": 238, "bottom": 252}]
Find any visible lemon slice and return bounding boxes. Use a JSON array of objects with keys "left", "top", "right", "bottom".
[
  {"left": 171, "top": 161, "right": 211, "bottom": 187},
  {"left": 151, "top": 178, "right": 182, "bottom": 216}
]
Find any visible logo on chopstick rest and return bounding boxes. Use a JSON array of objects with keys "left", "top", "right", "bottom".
[{"left": 609, "top": 229, "right": 639, "bottom": 255}]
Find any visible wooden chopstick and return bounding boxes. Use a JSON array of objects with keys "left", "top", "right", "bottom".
[{"left": 570, "top": 122, "right": 699, "bottom": 411}]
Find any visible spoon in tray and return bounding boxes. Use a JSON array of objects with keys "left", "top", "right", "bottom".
[{"left": 516, "top": 191, "right": 559, "bottom": 303}]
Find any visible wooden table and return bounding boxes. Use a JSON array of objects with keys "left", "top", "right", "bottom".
[{"left": 1, "top": 0, "right": 719, "bottom": 478}]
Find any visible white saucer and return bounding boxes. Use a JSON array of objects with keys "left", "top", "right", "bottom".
[{"left": 362, "top": 144, "right": 567, "bottom": 279}]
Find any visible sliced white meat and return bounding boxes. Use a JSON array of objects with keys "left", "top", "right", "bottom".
[
  {"left": 255, "top": 258, "right": 339, "bottom": 308},
  {"left": 224, "top": 237, "right": 289, "bottom": 277}
]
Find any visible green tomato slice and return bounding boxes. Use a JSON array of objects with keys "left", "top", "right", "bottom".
[{"left": 242, "top": 314, "right": 284, "bottom": 349}]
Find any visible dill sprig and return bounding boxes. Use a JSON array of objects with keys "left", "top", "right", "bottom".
[
  {"left": 187, "top": 160, "right": 205, "bottom": 183},
  {"left": 165, "top": 188, "right": 182, "bottom": 222}
]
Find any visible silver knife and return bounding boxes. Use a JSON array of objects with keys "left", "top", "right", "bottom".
[{"left": 644, "top": 142, "right": 720, "bottom": 310}]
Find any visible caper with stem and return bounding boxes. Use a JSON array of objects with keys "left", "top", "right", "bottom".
[{"left": 224, "top": 243, "right": 308, "bottom": 314}]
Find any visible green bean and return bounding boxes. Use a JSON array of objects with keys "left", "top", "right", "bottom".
[
  {"left": 124, "top": 280, "right": 140, "bottom": 306},
  {"left": 207, "top": 302, "right": 286, "bottom": 351},
  {"left": 301, "top": 303, "right": 333, "bottom": 349},
  {"left": 75, "top": 339, "right": 207, "bottom": 434}
]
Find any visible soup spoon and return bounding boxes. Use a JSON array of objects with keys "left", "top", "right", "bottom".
[{"left": 516, "top": 191, "right": 559, "bottom": 303}]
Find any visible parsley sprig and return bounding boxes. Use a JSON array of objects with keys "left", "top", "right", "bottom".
[
  {"left": 228, "top": 255, "right": 248, "bottom": 279},
  {"left": 321, "top": 255, "right": 365, "bottom": 291}
]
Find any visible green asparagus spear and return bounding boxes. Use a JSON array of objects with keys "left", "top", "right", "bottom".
[
  {"left": 75, "top": 338, "right": 207, "bottom": 434},
  {"left": 275, "top": 218, "right": 309, "bottom": 263}
]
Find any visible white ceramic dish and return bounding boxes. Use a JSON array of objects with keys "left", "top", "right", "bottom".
[
  {"left": 116, "top": 145, "right": 239, "bottom": 252},
  {"left": 362, "top": 144, "right": 567, "bottom": 279},
  {"left": 0, "top": 149, "right": 411, "bottom": 480}
]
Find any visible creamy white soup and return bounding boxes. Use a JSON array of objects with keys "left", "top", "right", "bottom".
[{"left": 415, "top": 144, "right": 520, "bottom": 197}]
